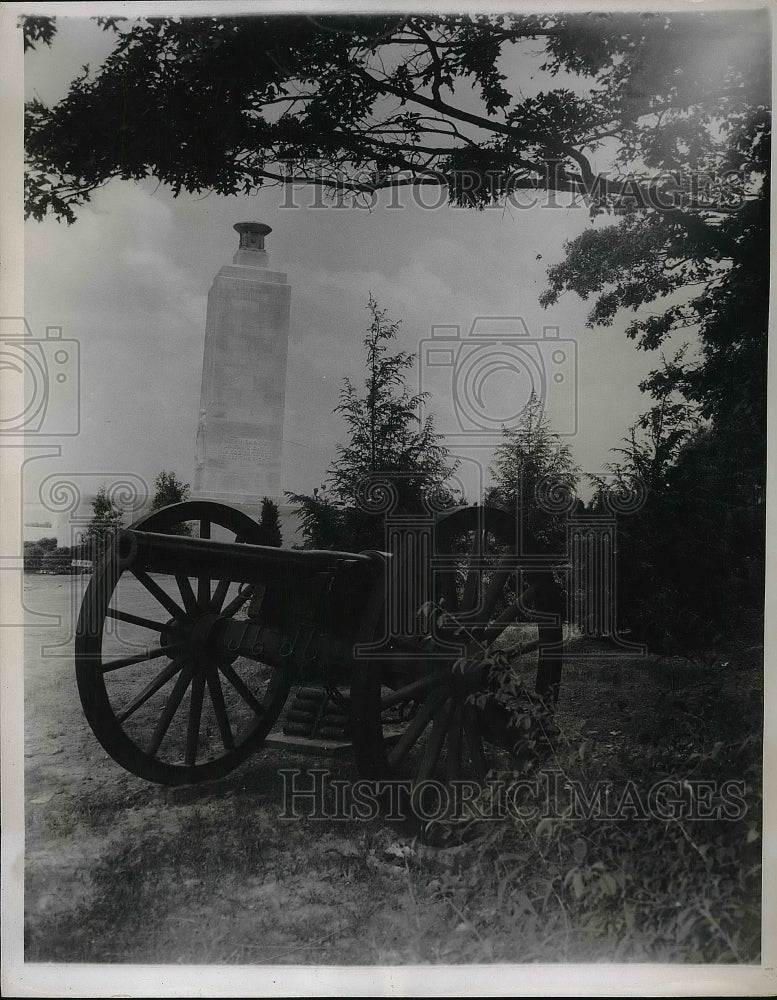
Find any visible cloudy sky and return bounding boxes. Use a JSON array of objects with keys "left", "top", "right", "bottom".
[{"left": 21, "top": 12, "right": 695, "bottom": 517}]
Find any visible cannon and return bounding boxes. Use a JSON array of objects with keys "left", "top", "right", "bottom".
[{"left": 75, "top": 500, "right": 565, "bottom": 789}]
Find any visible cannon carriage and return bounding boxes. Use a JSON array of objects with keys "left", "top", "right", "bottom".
[{"left": 75, "top": 499, "right": 566, "bottom": 791}]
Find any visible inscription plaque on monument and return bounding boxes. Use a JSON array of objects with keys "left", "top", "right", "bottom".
[{"left": 223, "top": 437, "right": 271, "bottom": 466}]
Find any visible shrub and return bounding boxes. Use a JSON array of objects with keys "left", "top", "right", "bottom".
[{"left": 40, "top": 546, "right": 74, "bottom": 574}]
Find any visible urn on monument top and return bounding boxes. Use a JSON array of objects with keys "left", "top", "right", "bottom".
[{"left": 232, "top": 221, "right": 272, "bottom": 266}]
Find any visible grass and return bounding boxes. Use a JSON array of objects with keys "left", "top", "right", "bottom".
[{"left": 25, "top": 637, "right": 763, "bottom": 965}]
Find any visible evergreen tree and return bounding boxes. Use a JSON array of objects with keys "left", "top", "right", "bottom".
[
  {"left": 259, "top": 497, "right": 283, "bottom": 548},
  {"left": 485, "top": 391, "right": 580, "bottom": 551},
  {"left": 288, "top": 296, "right": 457, "bottom": 551}
]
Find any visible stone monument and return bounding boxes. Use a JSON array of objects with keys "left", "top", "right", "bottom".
[{"left": 192, "top": 222, "right": 294, "bottom": 534}]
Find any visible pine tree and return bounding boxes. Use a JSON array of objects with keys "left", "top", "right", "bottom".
[
  {"left": 486, "top": 391, "right": 580, "bottom": 551},
  {"left": 288, "top": 296, "right": 457, "bottom": 551},
  {"left": 259, "top": 497, "right": 283, "bottom": 547}
]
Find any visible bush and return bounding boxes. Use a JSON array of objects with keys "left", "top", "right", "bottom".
[
  {"left": 23, "top": 541, "right": 44, "bottom": 572},
  {"left": 24, "top": 538, "right": 72, "bottom": 573},
  {"left": 149, "top": 471, "right": 192, "bottom": 535},
  {"left": 423, "top": 645, "right": 762, "bottom": 962},
  {"left": 41, "top": 546, "right": 74, "bottom": 574},
  {"left": 259, "top": 497, "right": 282, "bottom": 547}
]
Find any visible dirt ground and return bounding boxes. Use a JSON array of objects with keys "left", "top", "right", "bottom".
[
  {"left": 21, "top": 575, "right": 426, "bottom": 964},
  {"left": 19, "top": 573, "right": 763, "bottom": 967},
  {"left": 21, "top": 573, "right": 507, "bottom": 964}
]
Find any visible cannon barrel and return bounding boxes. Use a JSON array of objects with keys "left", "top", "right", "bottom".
[{"left": 117, "top": 528, "right": 382, "bottom": 583}]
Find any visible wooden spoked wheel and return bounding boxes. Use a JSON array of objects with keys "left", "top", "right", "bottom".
[
  {"left": 75, "top": 501, "right": 293, "bottom": 785},
  {"left": 350, "top": 506, "right": 564, "bottom": 791}
]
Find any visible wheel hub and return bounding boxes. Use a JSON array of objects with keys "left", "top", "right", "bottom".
[
  {"left": 186, "top": 613, "right": 226, "bottom": 665},
  {"left": 161, "top": 612, "right": 230, "bottom": 668}
]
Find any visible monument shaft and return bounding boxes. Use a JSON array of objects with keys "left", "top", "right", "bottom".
[{"left": 193, "top": 223, "right": 290, "bottom": 504}]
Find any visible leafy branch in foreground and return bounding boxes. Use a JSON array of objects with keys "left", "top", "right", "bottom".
[{"left": 24, "top": 12, "right": 767, "bottom": 222}]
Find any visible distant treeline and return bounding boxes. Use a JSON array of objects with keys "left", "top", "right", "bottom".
[{"left": 24, "top": 537, "right": 95, "bottom": 574}]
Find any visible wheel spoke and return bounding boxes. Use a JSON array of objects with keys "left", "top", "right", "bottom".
[
  {"left": 209, "top": 578, "right": 232, "bottom": 614},
  {"left": 102, "top": 644, "right": 181, "bottom": 673},
  {"left": 417, "top": 697, "right": 453, "bottom": 781},
  {"left": 106, "top": 607, "right": 168, "bottom": 632},
  {"left": 462, "top": 701, "right": 488, "bottom": 781},
  {"left": 446, "top": 702, "right": 463, "bottom": 783},
  {"left": 78, "top": 503, "right": 294, "bottom": 784},
  {"left": 185, "top": 670, "right": 207, "bottom": 765},
  {"left": 117, "top": 654, "right": 187, "bottom": 722},
  {"left": 221, "top": 586, "right": 255, "bottom": 619},
  {"left": 146, "top": 660, "right": 197, "bottom": 758},
  {"left": 459, "top": 568, "right": 480, "bottom": 615},
  {"left": 435, "top": 569, "right": 458, "bottom": 615},
  {"left": 515, "top": 581, "right": 540, "bottom": 616},
  {"left": 219, "top": 662, "right": 265, "bottom": 717},
  {"left": 479, "top": 597, "right": 529, "bottom": 644},
  {"left": 387, "top": 688, "right": 449, "bottom": 768},
  {"left": 176, "top": 574, "right": 199, "bottom": 617},
  {"left": 197, "top": 576, "right": 211, "bottom": 612},
  {"left": 380, "top": 672, "right": 440, "bottom": 710},
  {"left": 459, "top": 540, "right": 483, "bottom": 614},
  {"left": 132, "top": 569, "right": 188, "bottom": 621},
  {"left": 196, "top": 520, "right": 212, "bottom": 610},
  {"left": 207, "top": 668, "right": 235, "bottom": 749},
  {"left": 478, "top": 556, "right": 514, "bottom": 621}
]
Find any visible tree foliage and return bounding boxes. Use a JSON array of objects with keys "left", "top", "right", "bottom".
[
  {"left": 288, "top": 296, "right": 457, "bottom": 551},
  {"left": 21, "top": 15, "right": 56, "bottom": 52},
  {"left": 595, "top": 421, "right": 765, "bottom": 654},
  {"left": 24, "top": 11, "right": 767, "bottom": 222},
  {"left": 150, "top": 470, "right": 192, "bottom": 535},
  {"left": 588, "top": 368, "right": 763, "bottom": 652},
  {"left": 24, "top": 11, "right": 769, "bottom": 646},
  {"left": 151, "top": 469, "right": 190, "bottom": 508},
  {"left": 590, "top": 362, "right": 701, "bottom": 506},
  {"left": 259, "top": 496, "right": 283, "bottom": 548},
  {"left": 23, "top": 537, "right": 59, "bottom": 573},
  {"left": 41, "top": 546, "right": 76, "bottom": 575},
  {"left": 485, "top": 391, "right": 580, "bottom": 551},
  {"left": 533, "top": 11, "right": 769, "bottom": 487},
  {"left": 24, "top": 11, "right": 768, "bottom": 460},
  {"left": 85, "top": 485, "right": 124, "bottom": 551}
]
